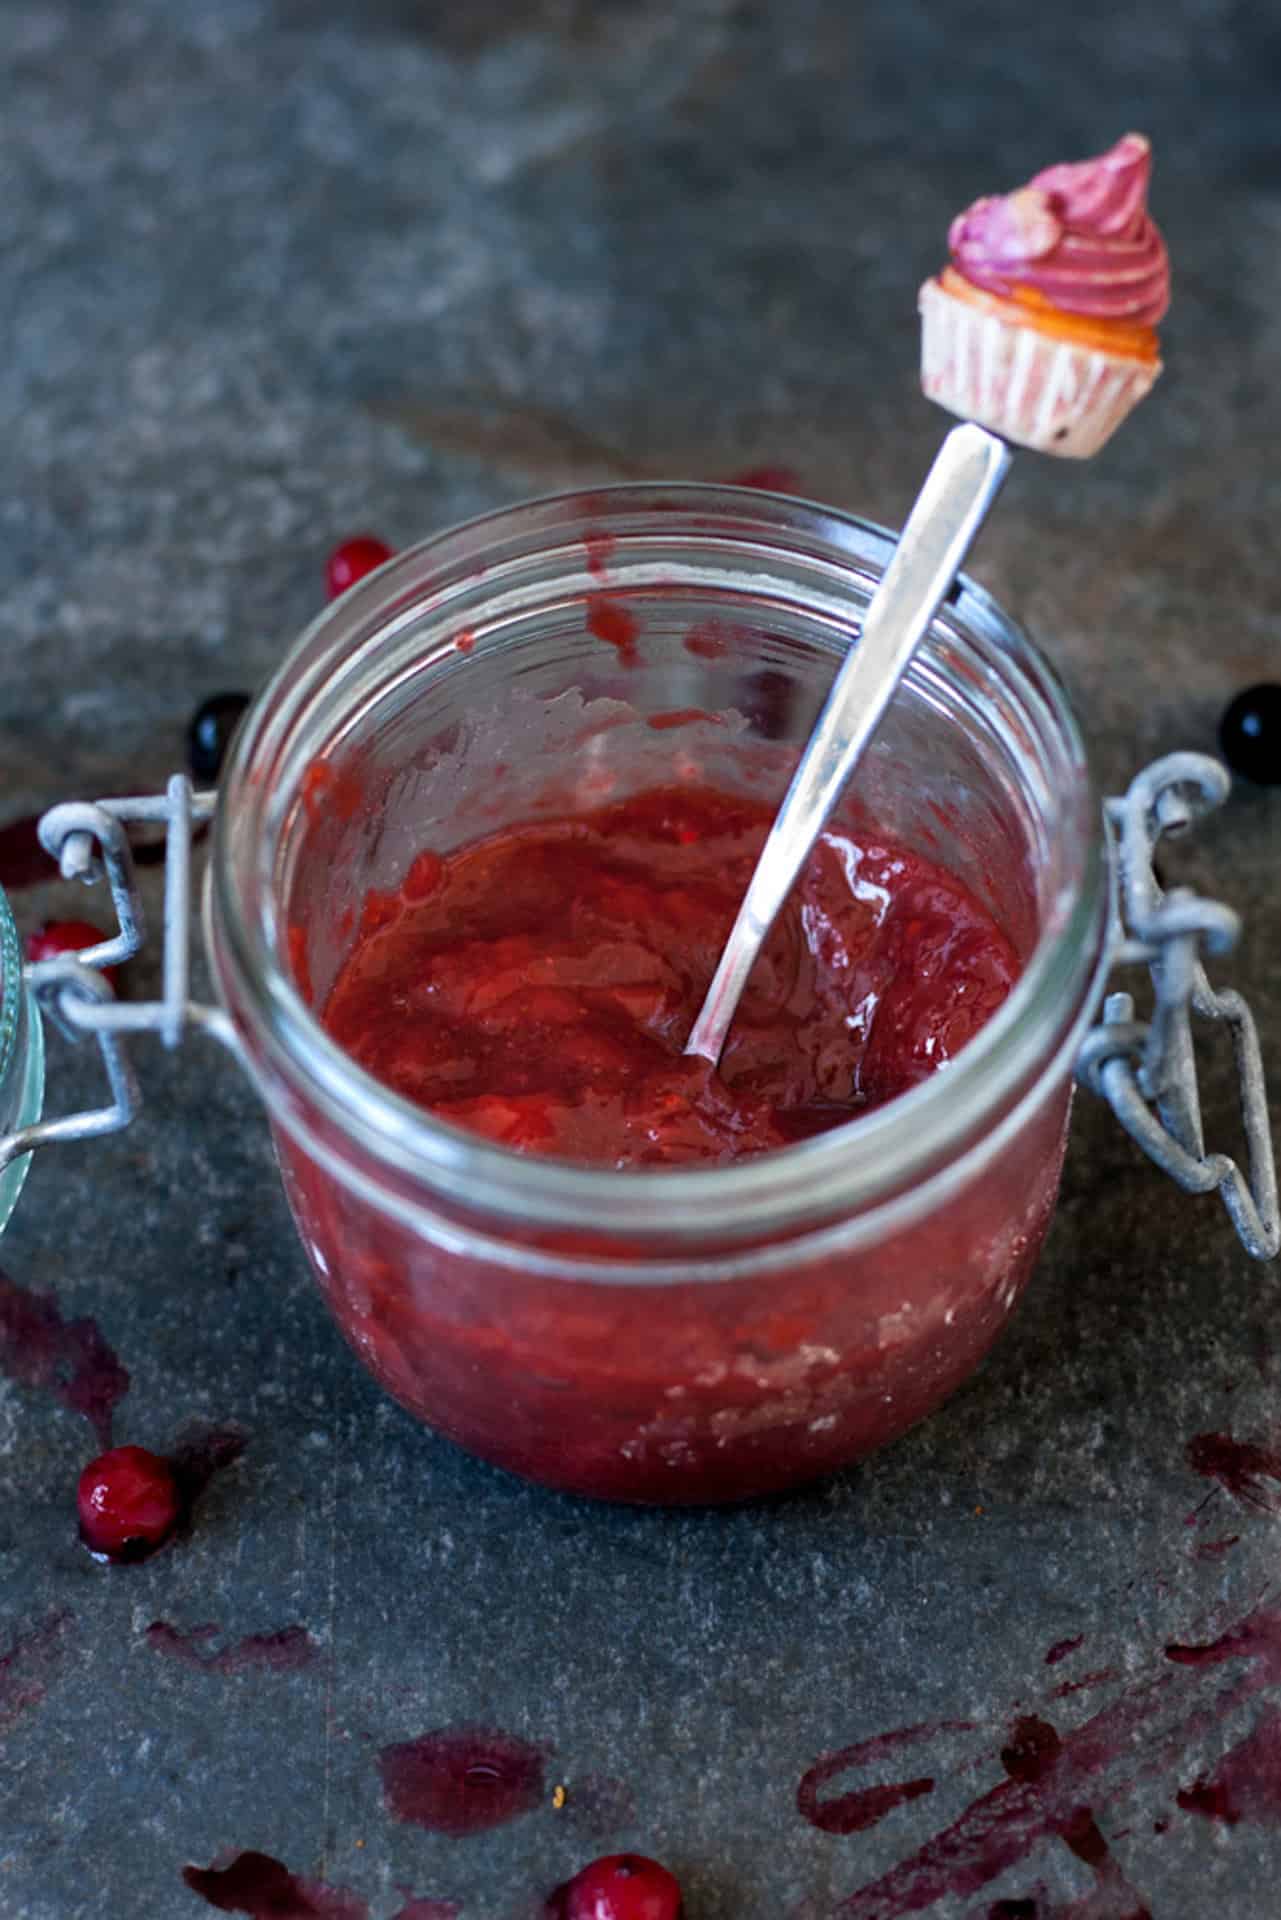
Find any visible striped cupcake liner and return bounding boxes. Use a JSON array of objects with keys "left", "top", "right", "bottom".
[{"left": 918, "top": 277, "right": 1160, "bottom": 459}]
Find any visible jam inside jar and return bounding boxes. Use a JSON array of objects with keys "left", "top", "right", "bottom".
[{"left": 208, "top": 487, "right": 1108, "bottom": 1503}]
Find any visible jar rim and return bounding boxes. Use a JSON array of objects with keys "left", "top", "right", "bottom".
[{"left": 209, "top": 483, "right": 1108, "bottom": 1245}]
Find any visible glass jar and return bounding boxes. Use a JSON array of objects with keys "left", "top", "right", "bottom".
[
  {"left": 205, "top": 485, "right": 1109, "bottom": 1504},
  {"left": 0, "top": 883, "right": 45, "bottom": 1237}
]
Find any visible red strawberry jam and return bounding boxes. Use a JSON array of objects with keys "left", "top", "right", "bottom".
[
  {"left": 322, "top": 786, "right": 1018, "bottom": 1167},
  {"left": 279, "top": 781, "right": 1065, "bottom": 1503}
]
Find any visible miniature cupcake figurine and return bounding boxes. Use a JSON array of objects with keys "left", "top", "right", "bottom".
[{"left": 919, "top": 133, "right": 1169, "bottom": 457}]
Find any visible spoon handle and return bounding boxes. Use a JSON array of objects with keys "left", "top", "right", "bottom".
[{"left": 685, "top": 422, "right": 1013, "bottom": 1065}]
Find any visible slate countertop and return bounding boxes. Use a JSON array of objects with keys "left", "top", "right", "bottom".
[{"left": 3, "top": 3, "right": 1281, "bottom": 1916}]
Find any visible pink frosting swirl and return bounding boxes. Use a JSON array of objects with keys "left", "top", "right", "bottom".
[{"left": 947, "top": 134, "right": 1169, "bottom": 327}]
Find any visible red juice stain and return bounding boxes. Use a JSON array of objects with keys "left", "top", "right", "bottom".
[
  {"left": 645, "top": 709, "right": 727, "bottom": 732},
  {"left": 1176, "top": 1777, "right": 1239, "bottom": 1824},
  {"left": 287, "top": 926, "right": 313, "bottom": 1008},
  {"left": 146, "top": 1621, "right": 318, "bottom": 1673},
  {"left": 586, "top": 596, "right": 639, "bottom": 667},
  {"left": 378, "top": 1726, "right": 546, "bottom": 1836},
  {"left": 798, "top": 1722, "right": 974, "bottom": 1836},
  {"left": 1161, "top": 1609, "right": 1281, "bottom": 1830},
  {"left": 167, "top": 1420, "right": 248, "bottom": 1527},
  {"left": 0, "top": 1266, "right": 129, "bottom": 1446},
  {"left": 800, "top": 1771, "right": 935, "bottom": 1836},
  {"left": 0, "top": 813, "right": 55, "bottom": 889},
  {"left": 817, "top": 1605, "right": 1281, "bottom": 1916},
  {"left": 1174, "top": 1695, "right": 1281, "bottom": 1828},
  {"left": 182, "top": 1849, "right": 367, "bottom": 1919},
  {"left": 1049, "top": 1669, "right": 1117, "bottom": 1702},
  {"left": 1055, "top": 1807, "right": 1112, "bottom": 1873},
  {"left": 1000, "top": 1716, "right": 1061, "bottom": 1787},
  {"left": 1185, "top": 1431, "right": 1281, "bottom": 1511},
  {"left": 1045, "top": 1637, "right": 1084, "bottom": 1668},
  {"left": 0, "top": 1609, "right": 73, "bottom": 1732},
  {"left": 583, "top": 528, "right": 615, "bottom": 577},
  {"left": 454, "top": 629, "right": 476, "bottom": 654},
  {"left": 1192, "top": 1535, "right": 1241, "bottom": 1561},
  {"left": 820, "top": 1687, "right": 1163, "bottom": 1920}
]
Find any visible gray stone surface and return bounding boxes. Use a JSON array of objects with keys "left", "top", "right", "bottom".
[{"left": 2, "top": 1, "right": 1280, "bottom": 1915}]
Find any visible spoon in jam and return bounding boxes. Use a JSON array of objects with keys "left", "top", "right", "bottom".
[
  {"left": 684, "top": 423, "right": 1010, "bottom": 1064},
  {"left": 685, "top": 132, "right": 1169, "bottom": 1065}
]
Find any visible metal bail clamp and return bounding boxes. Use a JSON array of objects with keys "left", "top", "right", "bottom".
[
  {"left": 1, "top": 756, "right": 1278, "bottom": 1265},
  {"left": 1076, "top": 751, "right": 1279, "bottom": 1261},
  {"left": 0, "top": 776, "right": 236, "bottom": 1176}
]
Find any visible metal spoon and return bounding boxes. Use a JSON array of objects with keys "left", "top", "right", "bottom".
[{"left": 684, "top": 422, "right": 1012, "bottom": 1065}]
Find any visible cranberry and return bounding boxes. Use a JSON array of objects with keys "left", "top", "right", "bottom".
[
  {"left": 562, "top": 1854, "right": 683, "bottom": 1920},
  {"left": 1219, "top": 682, "right": 1281, "bottom": 787},
  {"left": 326, "top": 534, "right": 394, "bottom": 600},
  {"left": 26, "top": 920, "right": 119, "bottom": 991},
  {"left": 78, "top": 1445, "right": 181, "bottom": 1561},
  {"left": 188, "top": 691, "right": 251, "bottom": 782}
]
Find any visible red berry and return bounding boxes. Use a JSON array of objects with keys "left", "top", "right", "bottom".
[
  {"left": 78, "top": 1445, "right": 181, "bottom": 1560},
  {"left": 563, "top": 1855, "right": 683, "bottom": 1920},
  {"left": 325, "top": 534, "right": 394, "bottom": 600},
  {"left": 26, "top": 920, "right": 119, "bottom": 991}
]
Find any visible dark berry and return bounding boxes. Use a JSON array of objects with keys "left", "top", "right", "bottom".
[
  {"left": 326, "top": 534, "right": 394, "bottom": 600},
  {"left": 1219, "top": 682, "right": 1281, "bottom": 786},
  {"left": 78, "top": 1445, "right": 181, "bottom": 1561},
  {"left": 26, "top": 920, "right": 119, "bottom": 991},
  {"left": 188, "top": 691, "right": 251, "bottom": 783},
  {"left": 563, "top": 1854, "right": 683, "bottom": 1920}
]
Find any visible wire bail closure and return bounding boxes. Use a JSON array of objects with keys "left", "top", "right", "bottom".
[
  {"left": 1076, "top": 752, "right": 1278, "bottom": 1260},
  {"left": 1, "top": 756, "right": 1276, "bottom": 1261},
  {"left": 0, "top": 776, "right": 235, "bottom": 1175}
]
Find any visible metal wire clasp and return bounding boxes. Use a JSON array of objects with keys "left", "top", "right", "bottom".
[
  {"left": 0, "top": 776, "right": 238, "bottom": 1175},
  {"left": 3, "top": 759, "right": 1278, "bottom": 1265},
  {"left": 1076, "top": 752, "right": 1279, "bottom": 1261}
]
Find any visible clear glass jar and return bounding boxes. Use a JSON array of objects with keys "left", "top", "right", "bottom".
[
  {"left": 0, "top": 883, "right": 45, "bottom": 1237},
  {"left": 207, "top": 486, "right": 1109, "bottom": 1503}
]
